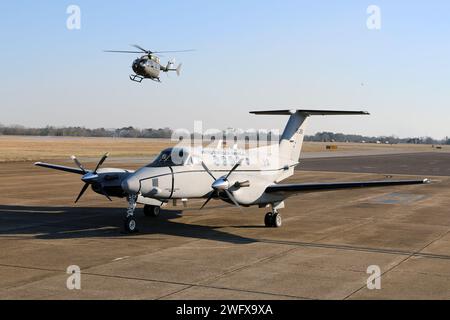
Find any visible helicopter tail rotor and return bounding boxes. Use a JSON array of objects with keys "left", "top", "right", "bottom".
[
  {"left": 166, "top": 59, "right": 175, "bottom": 71},
  {"left": 176, "top": 63, "right": 182, "bottom": 76}
]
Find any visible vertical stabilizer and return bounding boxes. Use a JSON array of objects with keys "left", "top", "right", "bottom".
[
  {"left": 279, "top": 112, "right": 308, "bottom": 162},
  {"left": 250, "top": 109, "right": 369, "bottom": 164}
]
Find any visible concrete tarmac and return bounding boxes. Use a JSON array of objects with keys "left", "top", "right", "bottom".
[{"left": 0, "top": 153, "right": 449, "bottom": 299}]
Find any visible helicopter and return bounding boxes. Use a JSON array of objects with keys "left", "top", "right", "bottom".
[{"left": 105, "top": 45, "right": 194, "bottom": 83}]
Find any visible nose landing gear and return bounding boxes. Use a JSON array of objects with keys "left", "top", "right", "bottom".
[
  {"left": 123, "top": 194, "right": 138, "bottom": 233},
  {"left": 123, "top": 197, "right": 163, "bottom": 233}
]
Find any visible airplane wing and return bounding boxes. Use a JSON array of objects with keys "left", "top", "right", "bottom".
[
  {"left": 34, "top": 162, "right": 86, "bottom": 175},
  {"left": 265, "top": 179, "right": 430, "bottom": 197}
]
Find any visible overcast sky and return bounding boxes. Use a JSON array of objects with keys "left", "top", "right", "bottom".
[{"left": 0, "top": 1, "right": 449, "bottom": 139}]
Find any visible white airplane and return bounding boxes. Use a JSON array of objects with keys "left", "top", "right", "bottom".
[{"left": 35, "top": 110, "right": 429, "bottom": 233}]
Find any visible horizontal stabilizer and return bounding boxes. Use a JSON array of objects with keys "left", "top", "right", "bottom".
[
  {"left": 34, "top": 162, "right": 86, "bottom": 175},
  {"left": 250, "top": 109, "right": 369, "bottom": 116},
  {"left": 266, "top": 179, "right": 430, "bottom": 196}
]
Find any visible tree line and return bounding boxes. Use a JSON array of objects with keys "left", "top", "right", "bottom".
[
  {"left": 0, "top": 125, "right": 173, "bottom": 139},
  {"left": 0, "top": 124, "right": 448, "bottom": 145},
  {"left": 304, "top": 132, "right": 450, "bottom": 145}
]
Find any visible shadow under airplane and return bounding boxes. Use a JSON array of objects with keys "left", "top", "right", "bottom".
[
  {"left": 2, "top": 204, "right": 450, "bottom": 262},
  {"left": 0, "top": 204, "right": 256, "bottom": 244}
]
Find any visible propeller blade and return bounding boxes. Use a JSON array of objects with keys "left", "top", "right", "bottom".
[
  {"left": 225, "top": 160, "right": 243, "bottom": 180},
  {"left": 93, "top": 153, "right": 109, "bottom": 174},
  {"left": 100, "top": 187, "right": 113, "bottom": 202},
  {"left": 71, "top": 155, "right": 87, "bottom": 174},
  {"left": 201, "top": 161, "right": 217, "bottom": 180},
  {"left": 75, "top": 183, "right": 90, "bottom": 203},
  {"left": 200, "top": 191, "right": 215, "bottom": 210},
  {"left": 224, "top": 190, "right": 242, "bottom": 212}
]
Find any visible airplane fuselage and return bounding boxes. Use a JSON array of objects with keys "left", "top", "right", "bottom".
[{"left": 121, "top": 157, "right": 295, "bottom": 206}]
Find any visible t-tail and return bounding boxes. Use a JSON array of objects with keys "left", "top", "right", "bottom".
[{"left": 250, "top": 109, "right": 369, "bottom": 180}]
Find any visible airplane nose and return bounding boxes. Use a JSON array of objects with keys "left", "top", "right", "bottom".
[{"left": 121, "top": 176, "right": 140, "bottom": 194}]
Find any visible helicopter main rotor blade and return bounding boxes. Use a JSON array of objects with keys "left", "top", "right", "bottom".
[
  {"left": 131, "top": 44, "right": 152, "bottom": 54},
  {"left": 104, "top": 50, "right": 143, "bottom": 54},
  {"left": 152, "top": 49, "right": 196, "bottom": 54},
  {"left": 75, "top": 183, "right": 90, "bottom": 203}
]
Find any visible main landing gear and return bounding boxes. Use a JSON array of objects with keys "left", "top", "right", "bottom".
[
  {"left": 264, "top": 211, "right": 282, "bottom": 228},
  {"left": 143, "top": 205, "right": 160, "bottom": 217}
]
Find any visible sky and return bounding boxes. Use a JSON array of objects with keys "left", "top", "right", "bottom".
[{"left": 0, "top": 1, "right": 449, "bottom": 139}]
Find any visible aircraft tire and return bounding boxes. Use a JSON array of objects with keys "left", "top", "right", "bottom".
[
  {"left": 264, "top": 213, "right": 273, "bottom": 227},
  {"left": 144, "top": 205, "right": 160, "bottom": 217},
  {"left": 271, "top": 213, "right": 282, "bottom": 228},
  {"left": 124, "top": 216, "right": 138, "bottom": 233}
]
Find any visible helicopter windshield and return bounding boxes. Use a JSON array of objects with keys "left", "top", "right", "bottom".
[{"left": 146, "top": 148, "right": 189, "bottom": 167}]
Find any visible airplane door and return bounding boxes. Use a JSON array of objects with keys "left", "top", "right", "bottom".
[{"left": 167, "top": 166, "right": 175, "bottom": 199}]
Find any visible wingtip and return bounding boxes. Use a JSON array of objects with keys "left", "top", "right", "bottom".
[{"left": 423, "top": 178, "right": 431, "bottom": 184}]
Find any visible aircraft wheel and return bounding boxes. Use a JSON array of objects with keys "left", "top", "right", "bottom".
[
  {"left": 264, "top": 213, "right": 273, "bottom": 227},
  {"left": 144, "top": 205, "right": 160, "bottom": 217},
  {"left": 271, "top": 213, "right": 282, "bottom": 228},
  {"left": 124, "top": 216, "right": 138, "bottom": 233}
]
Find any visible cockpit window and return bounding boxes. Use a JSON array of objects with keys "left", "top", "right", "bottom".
[{"left": 146, "top": 148, "right": 188, "bottom": 167}]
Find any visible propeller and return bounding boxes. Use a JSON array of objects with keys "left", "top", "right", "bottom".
[
  {"left": 200, "top": 160, "right": 250, "bottom": 211},
  {"left": 72, "top": 153, "right": 112, "bottom": 203}
]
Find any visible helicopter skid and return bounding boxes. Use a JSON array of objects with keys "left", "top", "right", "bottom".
[
  {"left": 129, "top": 74, "right": 144, "bottom": 83},
  {"left": 129, "top": 74, "right": 161, "bottom": 83}
]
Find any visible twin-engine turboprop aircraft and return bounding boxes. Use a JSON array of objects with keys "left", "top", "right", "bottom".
[{"left": 35, "top": 110, "right": 430, "bottom": 233}]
